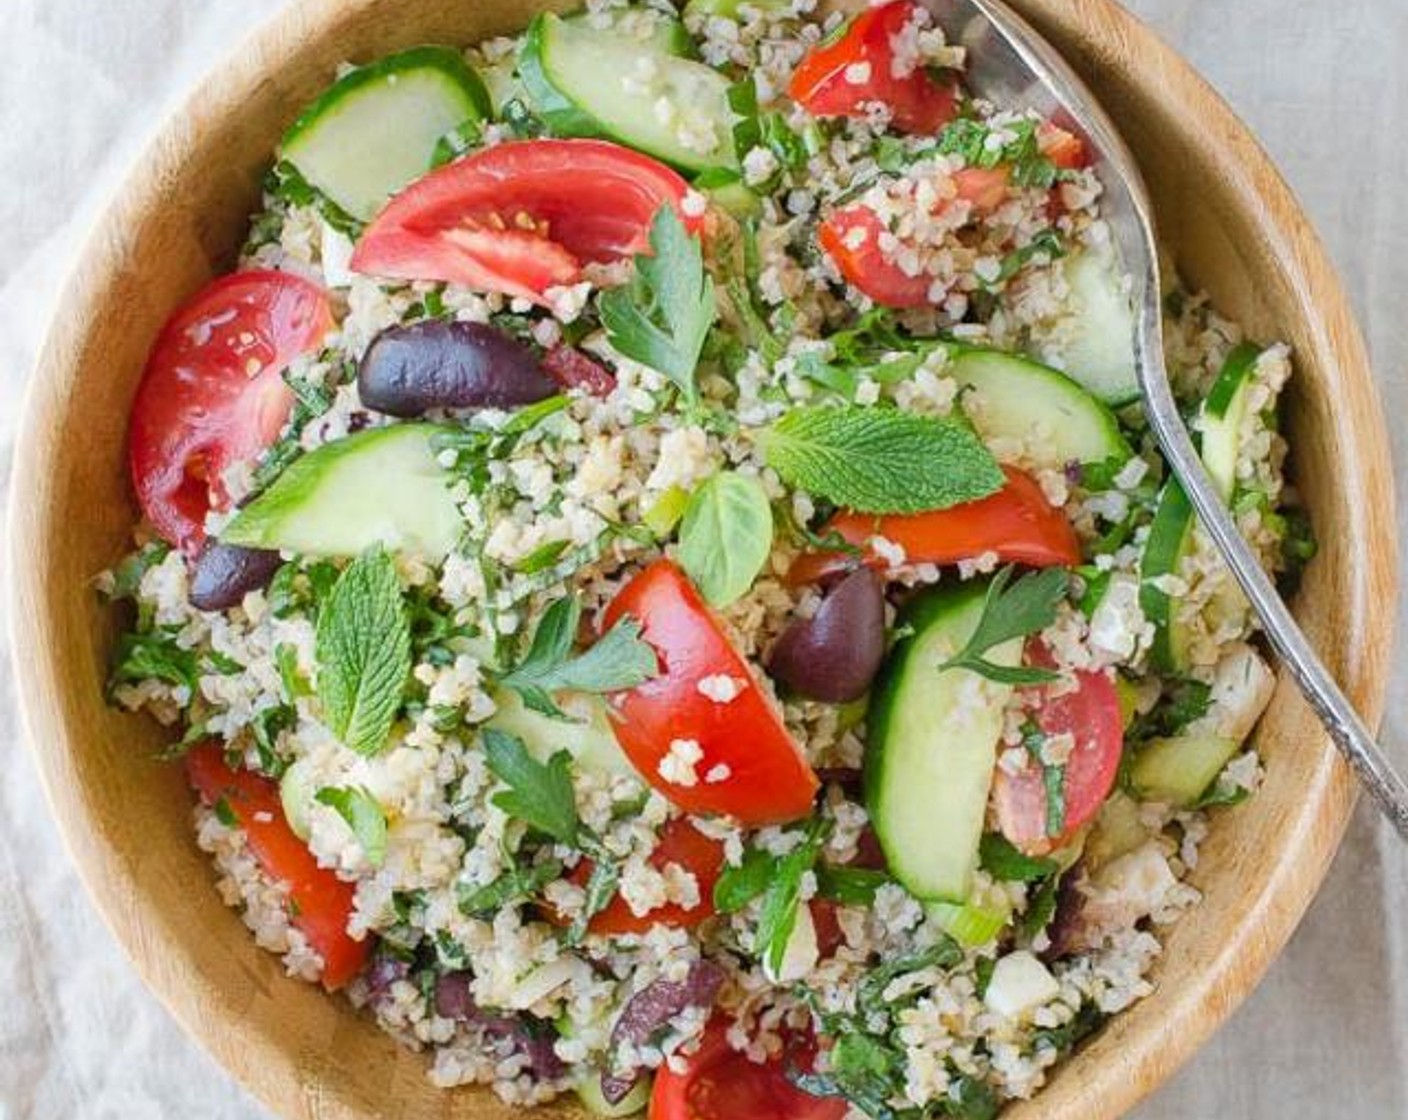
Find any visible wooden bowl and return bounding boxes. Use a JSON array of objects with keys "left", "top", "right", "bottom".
[{"left": 9, "top": 0, "right": 1395, "bottom": 1116}]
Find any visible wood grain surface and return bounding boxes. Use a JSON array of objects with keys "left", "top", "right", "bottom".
[{"left": 5, "top": 0, "right": 1396, "bottom": 1117}]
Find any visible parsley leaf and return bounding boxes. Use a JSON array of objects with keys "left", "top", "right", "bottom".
[
  {"left": 457, "top": 857, "right": 564, "bottom": 915},
  {"left": 938, "top": 566, "right": 1068, "bottom": 685},
  {"left": 598, "top": 206, "right": 716, "bottom": 405},
  {"left": 713, "top": 846, "right": 777, "bottom": 913},
  {"left": 568, "top": 859, "right": 622, "bottom": 946},
  {"left": 314, "top": 785, "right": 388, "bottom": 867},
  {"left": 759, "top": 405, "right": 1004, "bottom": 514},
  {"left": 755, "top": 819, "right": 830, "bottom": 975},
  {"left": 481, "top": 729, "right": 581, "bottom": 847},
  {"left": 105, "top": 541, "right": 171, "bottom": 602},
  {"left": 978, "top": 833, "right": 1058, "bottom": 882},
  {"left": 498, "top": 596, "right": 658, "bottom": 719},
  {"left": 678, "top": 471, "right": 774, "bottom": 607},
  {"left": 314, "top": 547, "right": 411, "bottom": 756},
  {"left": 109, "top": 629, "right": 199, "bottom": 696},
  {"left": 814, "top": 865, "right": 892, "bottom": 905}
]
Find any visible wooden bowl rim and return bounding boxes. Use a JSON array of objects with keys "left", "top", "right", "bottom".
[{"left": 7, "top": 0, "right": 1396, "bottom": 1117}]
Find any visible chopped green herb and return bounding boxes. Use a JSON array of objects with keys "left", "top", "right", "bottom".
[
  {"left": 598, "top": 207, "right": 716, "bottom": 406},
  {"left": 457, "top": 857, "right": 564, "bottom": 915},
  {"left": 213, "top": 796, "right": 240, "bottom": 829},
  {"left": 938, "top": 566, "right": 1067, "bottom": 685},
  {"left": 498, "top": 596, "right": 657, "bottom": 719},
  {"left": 713, "top": 846, "right": 777, "bottom": 914},
  {"left": 109, "top": 630, "right": 199, "bottom": 696},
  {"left": 481, "top": 729, "right": 581, "bottom": 848},
  {"left": 814, "top": 865, "right": 891, "bottom": 905},
  {"left": 568, "top": 859, "right": 621, "bottom": 945},
  {"left": 979, "top": 833, "right": 1058, "bottom": 882}
]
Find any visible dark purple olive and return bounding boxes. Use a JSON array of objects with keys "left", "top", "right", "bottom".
[
  {"left": 601, "top": 961, "right": 725, "bottom": 1104},
  {"left": 768, "top": 568, "right": 886, "bottom": 703},
  {"left": 358, "top": 319, "right": 556, "bottom": 417},
  {"left": 188, "top": 541, "right": 281, "bottom": 611}
]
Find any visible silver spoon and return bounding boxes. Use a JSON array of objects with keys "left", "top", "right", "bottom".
[{"left": 926, "top": 0, "right": 1408, "bottom": 837}]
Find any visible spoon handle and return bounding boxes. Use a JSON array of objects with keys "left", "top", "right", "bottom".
[
  {"left": 957, "top": 0, "right": 1408, "bottom": 839},
  {"left": 1139, "top": 335, "right": 1408, "bottom": 840}
]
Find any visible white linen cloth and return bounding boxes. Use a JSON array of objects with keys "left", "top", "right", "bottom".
[{"left": 1, "top": 0, "right": 1405, "bottom": 1116}]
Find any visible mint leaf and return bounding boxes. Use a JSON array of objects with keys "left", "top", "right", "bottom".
[
  {"left": 315, "top": 785, "right": 388, "bottom": 867},
  {"left": 598, "top": 206, "right": 716, "bottom": 404},
  {"left": 499, "top": 596, "right": 658, "bottom": 718},
  {"left": 679, "top": 471, "right": 774, "bottom": 607},
  {"left": 759, "top": 405, "right": 1004, "bottom": 514},
  {"left": 938, "top": 566, "right": 1067, "bottom": 685},
  {"left": 482, "top": 729, "right": 580, "bottom": 847},
  {"left": 314, "top": 547, "right": 411, "bottom": 755}
]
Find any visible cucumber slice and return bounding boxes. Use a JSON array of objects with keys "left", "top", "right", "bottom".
[
  {"left": 222, "top": 424, "right": 462, "bottom": 560},
  {"left": 282, "top": 47, "right": 491, "bottom": 221},
  {"left": 1199, "top": 342, "right": 1261, "bottom": 500},
  {"left": 480, "top": 55, "right": 526, "bottom": 117},
  {"left": 1129, "top": 734, "right": 1238, "bottom": 808},
  {"left": 1048, "top": 250, "right": 1139, "bottom": 405},
  {"left": 946, "top": 348, "right": 1132, "bottom": 470},
  {"left": 1138, "top": 481, "right": 1195, "bottom": 672},
  {"left": 683, "top": 0, "right": 795, "bottom": 17},
  {"left": 486, "top": 689, "right": 636, "bottom": 777},
  {"left": 279, "top": 756, "right": 318, "bottom": 841},
  {"left": 565, "top": 9, "right": 694, "bottom": 56},
  {"left": 865, "top": 580, "right": 1021, "bottom": 903},
  {"left": 518, "top": 13, "right": 737, "bottom": 172}
]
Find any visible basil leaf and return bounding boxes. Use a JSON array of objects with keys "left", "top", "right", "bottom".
[
  {"left": 314, "top": 547, "right": 411, "bottom": 756},
  {"left": 315, "top": 785, "right": 388, "bottom": 867},
  {"left": 598, "top": 207, "right": 715, "bottom": 404},
  {"left": 482, "top": 729, "right": 580, "bottom": 847},
  {"left": 678, "top": 471, "right": 774, "bottom": 607},
  {"left": 759, "top": 405, "right": 1003, "bottom": 514}
]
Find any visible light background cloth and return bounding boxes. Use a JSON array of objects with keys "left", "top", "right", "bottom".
[{"left": 1, "top": 0, "right": 1405, "bottom": 1116}]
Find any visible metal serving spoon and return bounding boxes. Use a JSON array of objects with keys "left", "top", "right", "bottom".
[{"left": 926, "top": 0, "right": 1408, "bottom": 837}]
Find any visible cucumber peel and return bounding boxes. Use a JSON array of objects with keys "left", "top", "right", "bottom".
[
  {"left": 222, "top": 424, "right": 462, "bottom": 560},
  {"left": 946, "top": 347, "right": 1132, "bottom": 470},
  {"left": 1129, "top": 734, "right": 1238, "bottom": 808},
  {"left": 865, "top": 579, "right": 1021, "bottom": 903},
  {"left": 282, "top": 46, "right": 491, "bottom": 221}
]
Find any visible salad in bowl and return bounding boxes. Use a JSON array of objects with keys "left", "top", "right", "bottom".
[{"left": 102, "top": 0, "right": 1313, "bottom": 1116}]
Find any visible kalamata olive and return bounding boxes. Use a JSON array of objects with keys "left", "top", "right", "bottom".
[
  {"left": 358, "top": 319, "right": 556, "bottom": 417},
  {"left": 768, "top": 567, "right": 886, "bottom": 703},
  {"left": 188, "top": 540, "right": 281, "bottom": 611}
]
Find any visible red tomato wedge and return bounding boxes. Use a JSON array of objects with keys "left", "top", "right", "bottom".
[
  {"left": 650, "top": 1020, "right": 847, "bottom": 1120},
  {"left": 994, "top": 643, "right": 1124, "bottom": 854},
  {"left": 185, "top": 744, "right": 370, "bottom": 989},
  {"left": 788, "top": 0, "right": 958, "bottom": 135},
  {"left": 818, "top": 205, "right": 932, "bottom": 309},
  {"left": 603, "top": 560, "right": 819, "bottom": 826},
  {"left": 351, "top": 139, "right": 700, "bottom": 303},
  {"left": 566, "top": 818, "right": 725, "bottom": 935},
  {"left": 788, "top": 467, "right": 1080, "bottom": 585},
  {"left": 128, "top": 270, "right": 331, "bottom": 555},
  {"left": 1038, "top": 120, "right": 1090, "bottom": 170}
]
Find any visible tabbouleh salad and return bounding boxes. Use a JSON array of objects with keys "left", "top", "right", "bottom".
[{"left": 102, "top": 0, "right": 1314, "bottom": 1116}]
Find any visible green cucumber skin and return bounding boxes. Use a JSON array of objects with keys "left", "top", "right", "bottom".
[
  {"left": 1199, "top": 342, "right": 1260, "bottom": 500},
  {"left": 1129, "top": 734, "right": 1238, "bottom": 808},
  {"left": 946, "top": 347, "right": 1133, "bottom": 470},
  {"left": 864, "top": 580, "right": 1017, "bottom": 904},
  {"left": 1139, "top": 482, "right": 1195, "bottom": 673},
  {"left": 517, "top": 13, "right": 736, "bottom": 172},
  {"left": 518, "top": 15, "right": 604, "bottom": 139},
  {"left": 283, "top": 46, "right": 490, "bottom": 150},
  {"left": 221, "top": 424, "right": 462, "bottom": 560}
]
